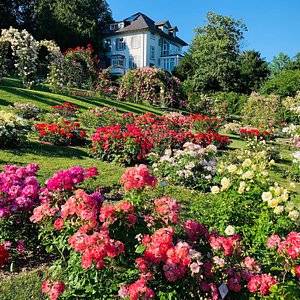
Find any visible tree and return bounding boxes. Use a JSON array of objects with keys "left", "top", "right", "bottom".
[
  {"left": 188, "top": 11, "right": 247, "bottom": 92},
  {"left": 0, "top": 0, "right": 17, "bottom": 29},
  {"left": 35, "top": 0, "right": 112, "bottom": 52},
  {"left": 238, "top": 50, "right": 269, "bottom": 94},
  {"left": 172, "top": 53, "right": 194, "bottom": 82},
  {"left": 268, "top": 52, "right": 292, "bottom": 77}
]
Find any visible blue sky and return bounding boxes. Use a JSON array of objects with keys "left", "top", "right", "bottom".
[{"left": 107, "top": 0, "right": 300, "bottom": 62}]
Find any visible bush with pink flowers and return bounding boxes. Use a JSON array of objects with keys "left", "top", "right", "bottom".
[
  {"left": 27, "top": 164, "right": 299, "bottom": 300},
  {"left": 0, "top": 164, "right": 40, "bottom": 262}
]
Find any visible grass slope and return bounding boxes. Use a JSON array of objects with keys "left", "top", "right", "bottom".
[{"left": 0, "top": 77, "right": 165, "bottom": 115}]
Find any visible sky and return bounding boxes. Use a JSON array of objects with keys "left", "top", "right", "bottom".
[{"left": 107, "top": 0, "right": 300, "bottom": 62}]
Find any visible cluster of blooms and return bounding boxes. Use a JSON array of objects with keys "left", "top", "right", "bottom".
[
  {"left": 68, "top": 227, "right": 124, "bottom": 270},
  {"left": 91, "top": 112, "right": 230, "bottom": 165},
  {"left": 42, "top": 280, "right": 65, "bottom": 300},
  {"left": 210, "top": 149, "right": 272, "bottom": 196},
  {"left": 63, "top": 44, "right": 99, "bottom": 89},
  {"left": 247, "top": 274, "right": 277, "bottom": 296},
  {"left": 209, "top": 234, "right": 241, "bottom": 256},
  {"left": 1, "top": 27, "right": 38, "bottom": 88},
  {"left": 283, "top": 92, "right": 300, "bottom": 117},
  {"left": 267, "top": 232, "right": 300, "bottom": 262},
  {"left": 222, "top": 122, "right": 242, "bottom": 134},
  {"left": 51, "top": 102, "right": 79, "bottom": 117},
  {"left": 118, "top": 273, "right": 155, "bottom": 300},
  {"left": 0, "top": 244, "right": 9, "bottom": 268},
  {"left": 99, "top": 201, "right": 136, "bottom": 228},
  {"left": 281, "top": 124, "right": 299, "bottom": 137},
  {"left": 118, "top": 67, "right": 182, "bottom": 107},
  {"left": 261, "top": 184, "right": 299, "bottom": 221},
  {"left": 0, "top": 163, "right": 40, "bottom": 216},
  {"left": 188, "top": 114, "right": 225, "bottom": 133},
  {"left": 0, "top": 110, "right": 31, "bottom": 148},
  {"left": 9, "top": 102, "right": 39, "bottom": 119},
  {"left": 96, "top": 68, "right": 116, "bottom": 94},
  {"left": 150, "top": 143, "right": 218, "bottom": 190},
  {"left": 91, "top": 124, "right": 153, "bottom": 165},
  {"left": 35, "top": 120, "right": 86, "bottom": 146},
  {"left": 240, "top": 127, "right": 273, "bottom": 141},
  {"left": 120, "top": 164, "right": 157, "bottom": 191},
  {"left": 46, "top": 166, "right": 98, "bottom": 192},
  {"left": 290, "top": 151, "right": 300, "bottom": 182}
]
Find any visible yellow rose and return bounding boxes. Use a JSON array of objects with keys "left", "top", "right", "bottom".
[
  {"left": 227, "top": 165, "right": 237, "bottom": 173},
  {"left": 268, "top": 198, "right": 279, "bottom": 208},
  {"left": 242, "top": 171, "right": 254, "bottom": 180},
  {"left": 220, "top": 177, "right": 230, "bottom": 191},
  {"left": 211, "top": 186, "right": 220, "bottom": 195},
  {"left": 288, "top": 210, "right": 299, "bottom": 221},
  {"left": 261, "top": 192, "right": 273, "bottom": 202},
  {"left": 274, "top": 206, "right": 284, "bottom": 214},
  {"left": 285, "top": 202, "right": 295, "bottom": 212}
]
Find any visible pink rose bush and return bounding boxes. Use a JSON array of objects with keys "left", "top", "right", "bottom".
[{"left": 26, "top": 164, "right": 300, "bottom": 299}]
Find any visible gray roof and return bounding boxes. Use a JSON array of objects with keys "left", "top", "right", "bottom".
[{"left": 104, "top": 13, "right": 187, "bottom": 46}]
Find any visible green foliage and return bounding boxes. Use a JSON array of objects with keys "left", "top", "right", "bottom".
[
  {"left": 261, "top": 69, "right": 300, "bottom": 97},
  {"left": 268, "top": 52, "right": 292, "bottom": 78},
  {"left": 242, "top": 93, "right": 281, "bottom": 127},
  {"left": 188, "top": 11, "right": 247, "bottom": 92},
  {"left": 238, "top": 50, "right": 269, "bottom": 94},
  {"left": 35, "top": 0, "right": 112, "bottom": 52}
]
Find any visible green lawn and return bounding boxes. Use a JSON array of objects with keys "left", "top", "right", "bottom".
[{"left": 0, "top": 77, "right": 166, "bottom": 115}]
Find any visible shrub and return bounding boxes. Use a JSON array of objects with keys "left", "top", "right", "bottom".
[
  {"left": 0, "top": 110, "right": 32, "bottom": 148},
  {"left": 51, "top": 102, "right": 79, "bottom": 118},
  {"left": 35, "top": 120, "right": 87, "bottom": 146},
  {"left": 30, "top": 165, "right": 299, "bottom": 299},
  {"left": 149, "top": 143, "right": 218, "bottom": 190},
  {"left": 0, "top": 164, "right": 40, "bottom": 263},
  {"left": 9, "top": 102, "right": 40, "bottom": 119},
  {"left": 118, "top": 67, "right": 183, "bottom": 108},
  {"left": 241, "top": 92, "right": 281, "bottom": 128},
  {"left": 261, "top": 69, "right": 300, "bottom": 97}
]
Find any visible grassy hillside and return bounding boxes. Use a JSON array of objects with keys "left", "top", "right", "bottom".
[{"left": 0, "top": 77, "right": 165, "bottom": 115}]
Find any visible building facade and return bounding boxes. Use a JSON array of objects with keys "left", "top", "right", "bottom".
[{"left": 102, "top": 13, "right": 187, "bottom": 75}]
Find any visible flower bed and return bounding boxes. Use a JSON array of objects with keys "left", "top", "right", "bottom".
[
  {"left": 0, "top": 110, "right": 32, "bottom": 148},
  {"left": 35, "top": 120, "right": 86, "bottom": 146}
]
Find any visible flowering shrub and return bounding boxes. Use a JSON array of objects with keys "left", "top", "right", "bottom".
[
  {"left": 222, "top": 122, "right": 242, "bottom": 134},
  {"left": 35, "top": 120, "right": 86, "bottom": 146},
  {"left": 188, "top": 114, "right": 225, "bottom": 133},
  {"left": 63, "top": 44, "right": 99, "bottom": 89},
  {"left": 289, "top": 151, "right": 300, "bottom": 181},
  {"left": 79, "top": 107, "right": 133, "bottom": 130},
  {"left": 0, "top": 245, "right": 9, "bottom": 268},
  {"left": 9, "top": 102, "right": 40, "bottom": 119},
  {"left": 0, "top": 164, "right": 40, "bottom": 262},
  {"left": 96, "top": 68, "right": 116, "bottom": 95},
  {"left": 118, "top": 67, "right": 183, "bottom": 107},
  {"left": 240, "top": 127, "right": 273, "bottom": 141},
  {"left": 1, "top": 27, "right": 38, "bottom": 88},
  {"left": 242, "top": 93, "right": 281, "bottom": 128},
  {"left": 29, "top": 164, "right": 299, "bottom": 299},
  {"left": 91, "top": 124, "right": 152, "bottom": 165},
  {"left": 0, "top": 110, "right": 32, "bottom": 148},
  {"left": 149, "top": 143, "right": 218, "bottom": 190},
  {"left": 51, "top": 102, "right": 79, "bottom": 118}
]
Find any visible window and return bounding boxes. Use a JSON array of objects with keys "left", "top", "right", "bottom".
[
  {"left": 111, "top": 55, "right": 125, "bottom": 68},
  {"left": 103, "top": 39, "right": 111, "bottom": 52},
  {"left": 110, "top": 23, "right": 119, "bottom": 31},
  {"left": 161, "top": 39, "right": 170, "bottom": 56},
  {"left": 116, "top": 38, "right": 126, "bottom": 51},
  {"left": 163, "top": 58, "right": 176, "bottom": 72},
  {"left": 131, "top": 36, "right": 141, "bottom": 49},
  {"left": 150, "top": 46, "right": 155, "bottom": 60},
  {"left": 129, "top": 56, "right": 141, "bottom": 69}
]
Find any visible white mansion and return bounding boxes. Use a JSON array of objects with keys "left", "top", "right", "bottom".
[{"left": 102, "top": 12, "right": 187, "bottom": 75}]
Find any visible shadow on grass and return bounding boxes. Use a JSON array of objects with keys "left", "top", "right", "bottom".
[{"left": 5, "top": 141, "right": 88, "bottom": 159}]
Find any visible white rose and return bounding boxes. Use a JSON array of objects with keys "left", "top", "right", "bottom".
[
  {"left": 225, "top": 225, "right": 235, "bottom": 236},
  {"left": 211, "top": 186, "right": 220, "bottom": 195},
  {"left": 261, "top": 192, "right": 273, "bottom": 202}
]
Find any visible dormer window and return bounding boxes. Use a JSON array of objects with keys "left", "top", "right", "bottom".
[{"left": 110, "top": 22, "right": 124, "bottom": 31}]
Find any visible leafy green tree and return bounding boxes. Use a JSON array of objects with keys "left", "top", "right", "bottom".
[
  {"left": 0, "top": 0, "right": 17, "bottom": 29},
  {"left": 188, "top": 11, "right": 247, "bottom": 92},
  {"left": 238, "top": 50, "right": 269, "bottom": 93},
  {"left": 268, "top": 52, "right": 292, "bottom": 77},
  {"left": 172, "top": 53, "right": 194, "bottom": 82},
  {"left": 261, "top": 69, "right": 300, "bottom": 97},
  {"left": 35, "top": 0, "right": 112, "bottom": 51}
]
